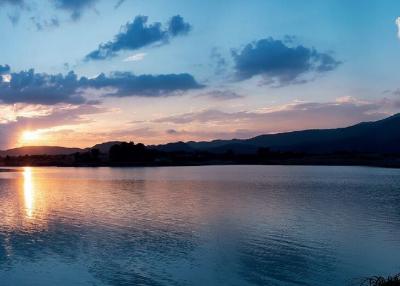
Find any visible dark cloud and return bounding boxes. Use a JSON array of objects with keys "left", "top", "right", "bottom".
[
  {"left": 0, "top": 70, "right": 87, "bottom": 105},
  {"left": 0, "top": 65, "right": 10, "bottom": 75},
  {"left": 232, "top": 37, "right": 341, "bottom": 86},
  {"left": 0, "top": 66, "right": 203, "bottom": 105},
  {"left": 51, "top": 0, "right": 98, "bottom": 21},
  {"left": 168, "top": 15, "right": 191, "bottom": 36},
  {"left": 86, "top": 72, "right": 203, "bottom": 97},
  {"left": 85, "top": 15, "right": 191, "bottom": 61},
  {"left": 166, "top": 129, "right": 178, "bottom": 135}
]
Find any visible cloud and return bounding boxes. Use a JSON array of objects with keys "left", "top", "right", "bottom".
[
  {"left": 85, "top": 15, "right": 191, "bottom": 61},
  {"left": 163, "top": 128, "right": 258, "bottom": 141},
  {"left": 167, "top": 15, "right": 191, "bottom": 36},
  {"left": 199, "top": 89, "right": 243, "bottom": 100},
  {"left": 8, "top": 11, "right": 20, "bottom": 25},
  {"left": 0, "top": 69, "right": 87, "bottom": 105},
  {"left": 123, "top": 52, "right": 147, "bottom": 62},
  {"left": 0, "top": 104, "right": 107, "bottom": 148},
  {"left": 210, "top": 47, "right": 228, "bottom": 75},
  {"left": 85, "top": 72, "right": 203, "bottom": 97},
  {"left": 0, "top": 0, "right": 26, "bottom": 25},
  {"left": 51, "top": 0, "right": 98, "bottom": 21},
  {"left": 153, "top": 97, "right": 389, "bottom": 134},
  {"left": 0, "top": 65, "right": 10, "bottom": 75},
  {"left": 30, "top": 16, "right": 60, "bottom": 31},
  {"left": 396, "top": 17, "right": 400, "bottom": 39},
  {"left": 114, "top": 0, "right": 126, "bottom": 9},
  {"left": 232, "top": 37, "right": 341, "bottom": 86},
  {"left": 0, "top": 66, "right": 203, "bottom": 104}
]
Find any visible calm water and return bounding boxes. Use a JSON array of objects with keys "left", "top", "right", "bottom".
[{"left": 0, "top": 166, "right": 400, "bottom": 286}]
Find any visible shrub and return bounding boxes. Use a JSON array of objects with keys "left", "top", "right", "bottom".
[{"left": 359, "top": 274, "right": 400, "bottom": 286}]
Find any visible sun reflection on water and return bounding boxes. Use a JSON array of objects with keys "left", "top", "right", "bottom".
[{"left": 23, "top": 167, "right": 34, "bottom": 218}]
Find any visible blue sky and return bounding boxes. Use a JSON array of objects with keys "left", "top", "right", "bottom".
[{"left": 0, "top": 0, "right": 399, "bottom": 148}]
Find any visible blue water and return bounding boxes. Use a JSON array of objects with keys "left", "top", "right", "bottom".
[{"left": 0, "top": 166, "right": 399, "bottom": 285}]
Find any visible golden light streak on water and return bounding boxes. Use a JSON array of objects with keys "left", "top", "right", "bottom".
[{"left": 23, "top": 167, "right": 34, "bottom": 219}]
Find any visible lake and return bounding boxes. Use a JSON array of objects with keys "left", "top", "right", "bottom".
[{"left": 0, "top": 165, "right": 399, "bottom": 285}]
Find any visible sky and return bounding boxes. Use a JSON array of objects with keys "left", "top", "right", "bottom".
[{"left": 0, "top": 0, "right": 400, "bottom": 149}]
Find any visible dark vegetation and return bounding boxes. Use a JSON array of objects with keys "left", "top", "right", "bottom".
[
  {"left": 0, "top": 141, "right": 399, "bottom": 168},
  {"left": 358, "top": 274, "right": 400, "bottom": 286}
]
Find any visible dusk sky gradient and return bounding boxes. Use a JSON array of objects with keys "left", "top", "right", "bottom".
[{"left": 0, "top": 0, "right": 400, "bottom": 148}]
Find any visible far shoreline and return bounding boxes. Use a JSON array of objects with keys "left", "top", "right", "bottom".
[
  {"left": 0, "top": 168, "right": 21, "bottom": 172},
  {"left": 3, "top": 161, "right": 400, "bottom": 170}
]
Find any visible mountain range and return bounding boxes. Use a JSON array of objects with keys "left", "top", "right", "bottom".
[{"left": 1, "top": 113, "right": 399, "bottom": 156}]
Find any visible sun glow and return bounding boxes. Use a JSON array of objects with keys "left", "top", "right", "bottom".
[{"left": 22, "top": 130, "right": 41, "bottom": 142}]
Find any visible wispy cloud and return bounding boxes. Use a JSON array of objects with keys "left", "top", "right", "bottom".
[
  {"left": 114, "top": 0, "right": 126, "bottom": 9},
  {"left": 123, "top": 53, "right": 147, "bottom": 62},
  {"left": 152, "top": 97, "right": 391, "bottom": 134},
  {"left": 0, "top": 104, "right": 109, "bottom": 148},
  {"left": 198, "top": 89, "right": 243, "bottom": 101}
]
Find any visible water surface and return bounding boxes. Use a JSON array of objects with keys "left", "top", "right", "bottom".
[{"left": 0, "top": 166, "right": 400, "bottom": 285}]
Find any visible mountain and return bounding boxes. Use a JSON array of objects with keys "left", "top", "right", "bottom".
[
  {"left": 151, "top": 141, "right": 196, "bottom": 153},
  {"left": 0, "top": 146, "right": 84, "bottom": 157},
  {"left": 155, "top": 113, "right": 400, "bottom": 154},
  {"left": 1, "top": 113, "right": 399, "bottom": 156},
  {"left": 91, "top": 141, "right": 123, "bottom": 154},
  {"left": 0, "top": 142, "right": 123, "bottom": 157}
]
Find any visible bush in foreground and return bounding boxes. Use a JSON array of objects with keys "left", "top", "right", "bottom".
[{"left": 359, "top": 274, "right": 400, "bottom": 286}]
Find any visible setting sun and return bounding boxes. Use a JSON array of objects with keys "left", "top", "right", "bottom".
[{"left": 22, "top": 131, "right": 40, "bottom": 142}]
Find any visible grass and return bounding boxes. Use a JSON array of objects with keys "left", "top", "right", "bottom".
[{"left": 359, "top": 274, "right": 400, "bottom": 286}]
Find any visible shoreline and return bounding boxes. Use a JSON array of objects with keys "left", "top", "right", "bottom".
[
  {"left": 0, "top": 168, "right": 21, "bottom": 172},
  {"left": 1, "top": 161, "right": 400, "bottom": 169}
]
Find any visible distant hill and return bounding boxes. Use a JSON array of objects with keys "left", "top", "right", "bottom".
[
  {"left": 0, "top": 146, "right": 84, "bottom": 157},
  {"left": 2, "top": 114, "right": 399, "bottom": 156},
  {"left": 0, "top": 142, "right": 123, "bottom": 157},
  {"left": 151, "top": 141, "right": 196, "bottom": 153},
  {"left": 243, "top": 113, "right": 400, "bottom": 153},
  {"left": 91, "top": 141, "right": 123, "bottom": 154},
  {"left": 154, "top": 113, "right": 400, "bottom": 154}
]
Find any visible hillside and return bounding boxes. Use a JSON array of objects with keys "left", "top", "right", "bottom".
[
  {"left": 0, "top": 146, "right": 84, "bottom": 157},
  {"left": 157, "top": 113, "right": 400, "bottom": 154}
]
